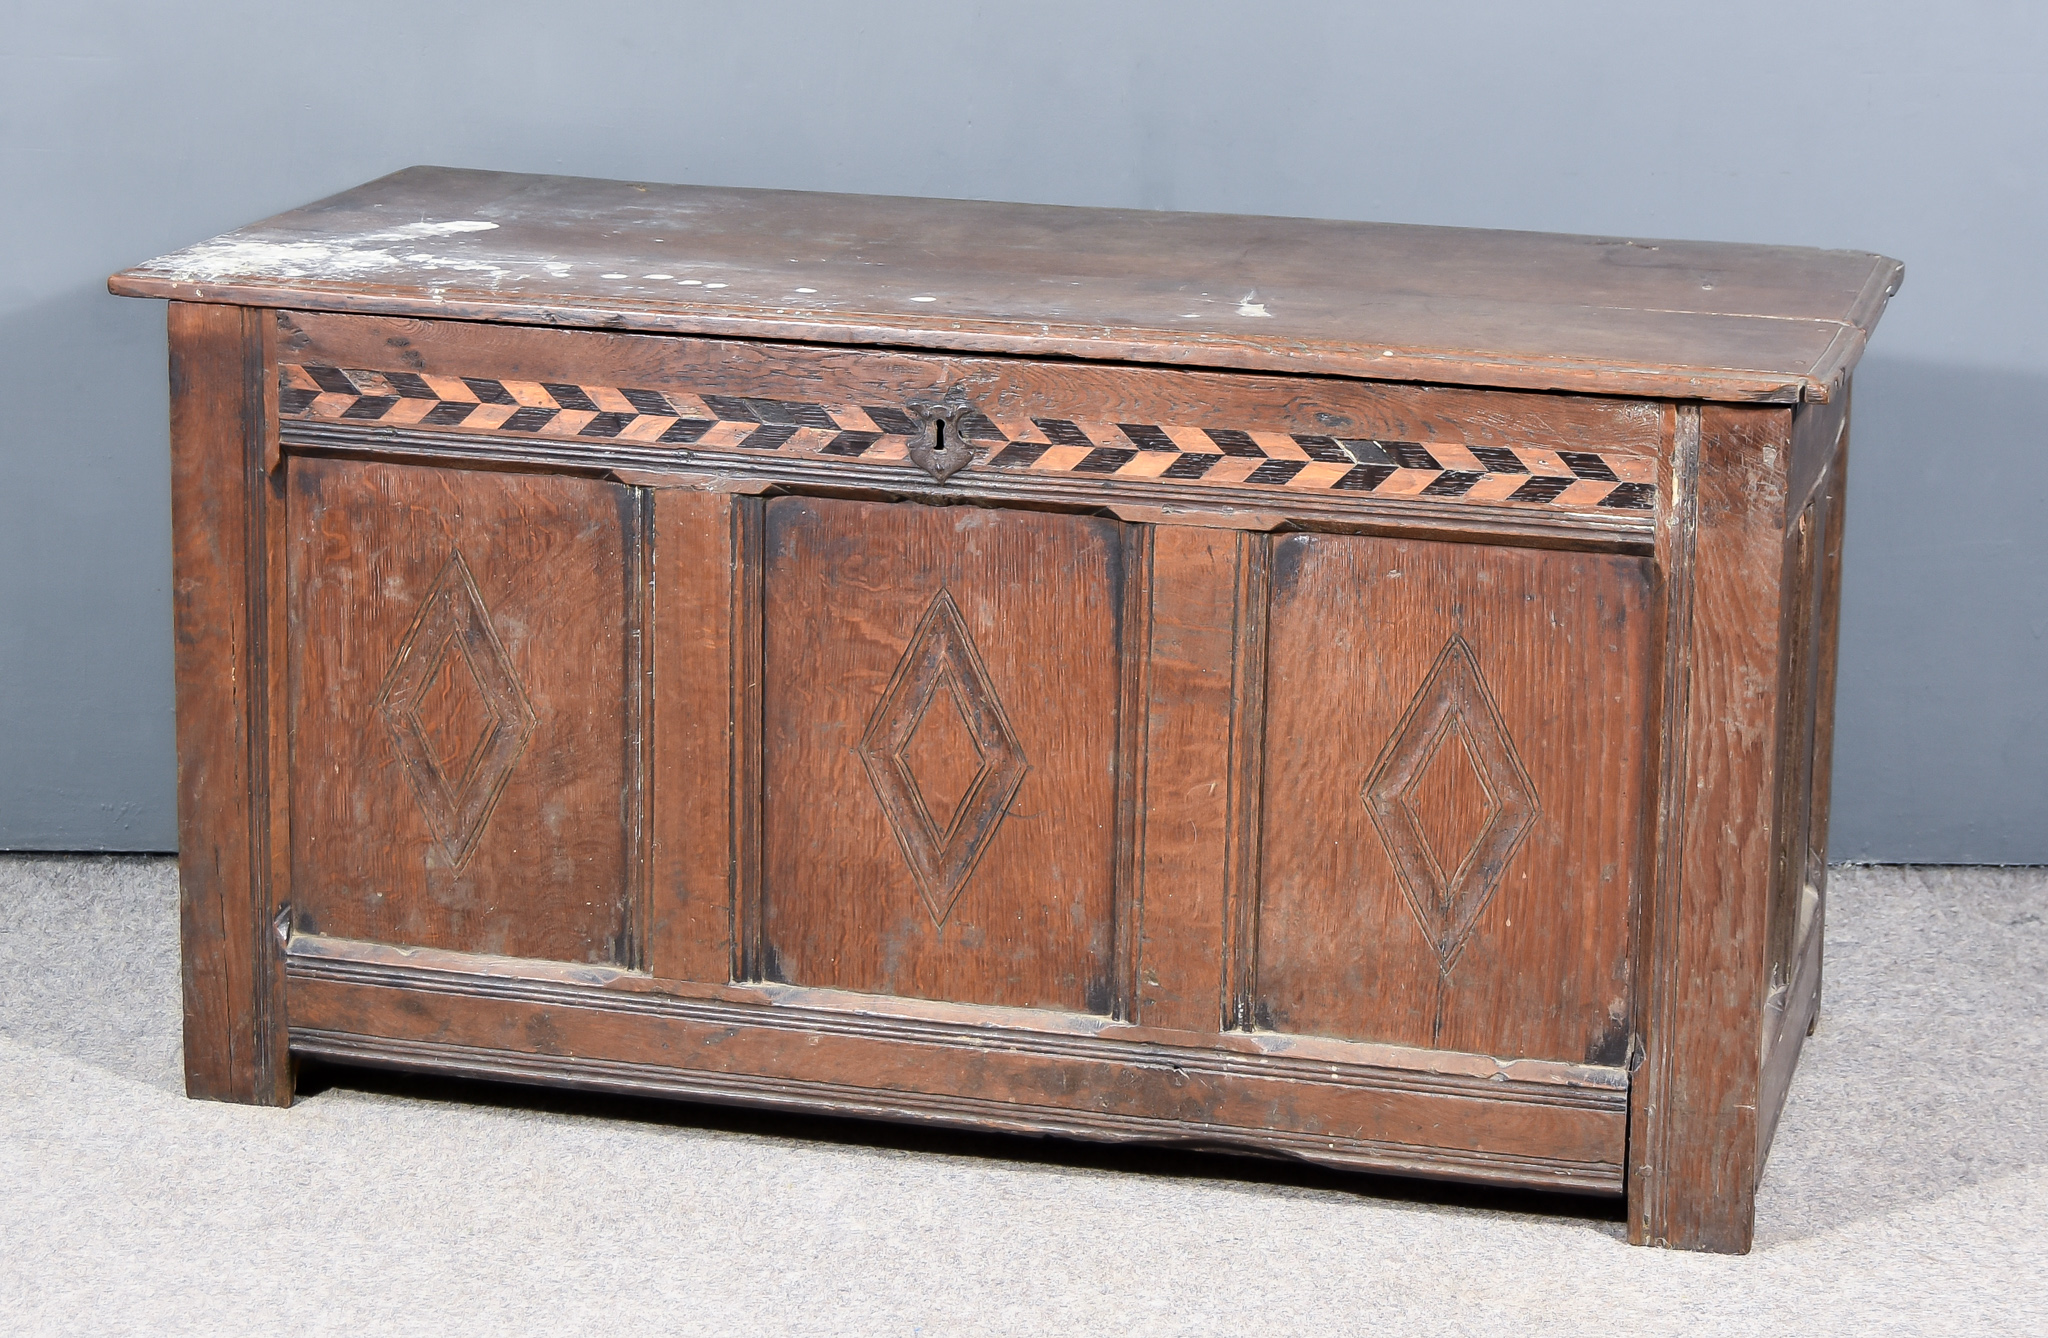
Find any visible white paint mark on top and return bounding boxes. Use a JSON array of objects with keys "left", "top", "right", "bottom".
[
  {"left": 911, "top": 296, "right": 938, "bottom": 303},
  {"left": 387, "top": 220, "right": 498, "bottom": 237},
  {"left": 703, "top": 282, "right": 728, "bottom": 289},
  {"left": 795, "top": 287, "right": 817, "bottom": 294},
  {"left": 149, "top": 239, "right": 403, "bottom": 281},
  {"left": 601, "top": 273, "right": 627, "bottom": 279},
  {"left": 643, "top": 273, "right": 673, "bottom": 280},
  {"left": 678, "top": 279, "right": 702, "bottom": 286},
  {"left": 1236, "top": 291, "right": 1272, "bottom": 318}
]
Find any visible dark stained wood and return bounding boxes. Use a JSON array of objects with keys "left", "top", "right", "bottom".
[
  {"left": 286, "top": 458, "right": 636, "bottom": 961},
  {"left": 123, "top": 173, "right": 1884, "bottom": 1254},
  {"left": 1255, "top": 534, "right": 1651, "bottom": 1062},
  {"left": 625, "top": 491, "right": 652, "bottom": 968},
  {"left": 1629, "top": 404, "right": 1791, "bottom": 1253},
  {"left": 284, "top": 933, "right": 1630, "bottom": 1192},
  {"left": 757, "top": 498, "right": 1123, "bottom": 1011},
  {"left": 111, "top": 167, "right": 1901, "bottom": 403},
  {"left": 729, "top": 497, "right": 766, "bottom": 982},
  {"left": 168, "top": 300, "right": 292, "bottom": 1106}
]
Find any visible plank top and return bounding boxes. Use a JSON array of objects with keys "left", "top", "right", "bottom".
[{"left": 111, "top": 166, "right": 1901, "bottom": 403}]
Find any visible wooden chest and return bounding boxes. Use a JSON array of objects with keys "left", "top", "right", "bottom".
[{"left": 111, "top": 168, "right": 1899, "bottom": 1252}]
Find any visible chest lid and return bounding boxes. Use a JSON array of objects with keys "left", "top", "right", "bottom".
[{"left": 110, "top": 166, "right": 1900, "bottom": 404}]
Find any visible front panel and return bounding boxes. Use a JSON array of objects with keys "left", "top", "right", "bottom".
[
  {"left": 286, "top": 456, "right": 641, "bottom": 962},
  {"left": 1255, "top": 533, "right": 1653, "bottom": 1064},
  {"left": 262, "top": 311, "right": 1649, "bottom": 1198},
  {"left": 758, "top": 496, "right": 1126, "bottom": 1012}
]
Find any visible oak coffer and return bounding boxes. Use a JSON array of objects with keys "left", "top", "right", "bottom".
[{"left": 110, "top": 167, "right": 1900, "bottom": 1253}]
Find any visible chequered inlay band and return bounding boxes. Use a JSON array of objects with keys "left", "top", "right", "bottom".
[{"left": 280, "top": 364, "right": 1657, "bottom": 512}]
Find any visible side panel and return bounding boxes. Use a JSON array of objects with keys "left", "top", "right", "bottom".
[
  {"left": 1758, "top": 390, "right": 1851, "bottom": 1165},
  {"left": 286, "top": 457, "right": 638, "bottom": 963},
  {"left": 758, "top": 497, "right": 1123, "bottom": 1011},
  {"left": 1256, "top": 533, "right": 1653, "bottom": 1064}
]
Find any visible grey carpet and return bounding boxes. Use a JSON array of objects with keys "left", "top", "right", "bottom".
[{"left": 1, "top": 856, "right": 2041, "bottom": 1336}]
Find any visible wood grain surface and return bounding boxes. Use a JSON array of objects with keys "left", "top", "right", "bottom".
[
  {"left": 645, "top": 489, "right": 742, "bottom": 983},
  {"left": 286, "top": 458, "right": 637, "bottom": 962},
  {"left": 1127, "top": 526, "right": 1243, "bottom": 1032},
  {"left": 271, "top": 311, "right": 1667, "bottom": 553},
  {"left": 1255, "top": 533, "right": 1651, "bottom": 1063},
  {"left": 1758, "top": 394, "right": 1851, "bottom": 1168},
  {"left": 758, "top": 497, "right": 1124, "bottom": 1010},
  {"left": 167, "top": 301, "right": 292, "bottom": 1105},
  {"left": 285, "top": 933, "right": 1630, "bottom": 1192},
  {"left": 1629, "top": 404, "right": 1791, "bottom": 1252},
  {"left": 111, "top": 166, "right": 1901, "bottom": 403},
  {"left": 276, "top": 309, "right": 1669, "bottom": 459},
  {"left": 1800, "top": 400, "right": 1852, "bottom": 1028}
]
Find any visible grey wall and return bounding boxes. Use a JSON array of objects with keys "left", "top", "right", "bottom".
[{"left": 3, "top": 1, "right": 2043, "bottom": 859}]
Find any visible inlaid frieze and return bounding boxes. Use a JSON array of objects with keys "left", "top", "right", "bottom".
[{"left": 279, "top": 363, "right": 1657, "bottom": 513}]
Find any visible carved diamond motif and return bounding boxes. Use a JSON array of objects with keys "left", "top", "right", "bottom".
[
  {"left": 415, "top": 643, "right": 498, "bottom": 793},
  {"left": 899, "top": 673, "right": 985, "bottom": 837},
  {"left": 375, "top": 551, "right": 537, "bottom": 869},
  {"left": 1363, "top": 635, "right": 1538, "bottom": 974},
  {"left": 858, "top": 589, "right": 1030, "bottom": 924}
]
